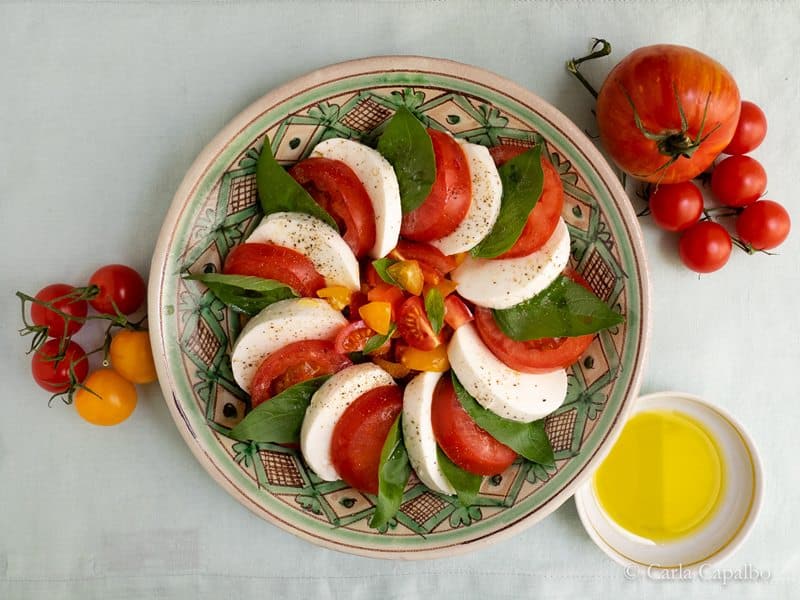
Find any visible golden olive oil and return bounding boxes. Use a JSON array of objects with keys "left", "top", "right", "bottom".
[{"left": 593, "top": 409, "right": 725, "bottom": 543}]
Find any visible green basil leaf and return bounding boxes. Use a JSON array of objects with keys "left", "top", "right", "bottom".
[
  {"left": 363, "top": 324, "right": 397, "bottom": 354},
  {"left": 452, "top": 373, "right": 555, "bottom": 466},
  {"left": 369, "top": 415, "right": 411, "bottom": 530},
  {"left": 437, "top": 447, "right": 482, "bottom": 507},
  {"left": 228, "top": 376, "right": 330, "bottom": 443},
  {"left": 424, "top": 288, "right": 445, "bottom": 335},
  {"left": 371, "top": 257, "right": 399, "bottom": 286},
  {"left": 184, "top": 273, "right": 297, "bottom": 316},
  {"left": 376, "top": 106, "right": 436, "bottom": 214},
  {"left": 471, "top": 145, "right": 544, "bottom": 258},
  {"left": 256, "top": 137, "right": 339, "bottom": 230},
  {"left": 492, "top": 274, "right": 625, "bottom": 340}
]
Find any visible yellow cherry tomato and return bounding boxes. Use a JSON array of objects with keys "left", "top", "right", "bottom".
[
  {"left": 109, "top": 329, "right": 157, "bottom": 384},
  {"left": 425, "top": 277, "right": 459, "bottom": 299},
  {"left": 371, "top": 357, "right": 411, "bottom": 379},
  {"left": 74, "top": 369, "right": 137, "bottom": 426},
  {"left": 358, "top": 301, "right": 392, "bottom": 335},
  {"left": 316, "top": 285, "right": 352, "bottom": 311},
  {"left": 387, "top": 260, "right": 424, "bottom": 295},
  {"left": 399, "top": 345, "right": 450, "bottom": 372}
]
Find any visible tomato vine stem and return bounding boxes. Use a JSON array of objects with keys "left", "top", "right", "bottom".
[{"left": 566, "top": 38, "right": 612, "bottom": 99}]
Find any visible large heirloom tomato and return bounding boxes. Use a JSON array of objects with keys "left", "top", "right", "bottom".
[{"left": 596, "top": 45, "right": 740, "bottom": 183}]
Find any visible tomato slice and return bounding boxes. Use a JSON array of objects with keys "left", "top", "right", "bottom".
[
  {"left": 250, "top": 340, "right": 351, "bottom": 407},
  {"left": 330, "top": 385, "right": 403, "bottom": 494},
  {"left": 397, "top": 296, "right": 441, "bottom": 351},
  {"left": 334, "top": 320, "right": 374, "bottom": 354},
  {"left": 400, "top": 130, "right": 472, "bottom": 242},
  {"left": 443, "top": 295, "right": 473, "bottom": 330},
  {"left": 289, "top": 157, "right": 376, "bottom": 258},
  {"left": 489, "top": 145, "right": 565, "bottom": 258},
  {"left": 391, "top": 240, "right": 458, "bottom": 275},
  {"left": 223, "top": 242, "right": 326, "bottom": 297},
  {"left": 431, "top": 376, "right": 517, "bottom": 476}
]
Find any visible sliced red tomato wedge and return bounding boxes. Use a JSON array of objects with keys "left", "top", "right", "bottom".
[
  {"left": 397, "top": 296, "right": 441, "bottom": 351},
  {"left": 489, "top": 145, "right": 565, "bottom": 258},
  {"left": 400, "top": 130, "right": 472, "bottom": 242},
  {"left": 289, "top": 157, "right": 376, "bottom": 257},
  {"left": 431, "top": 376, "right": 516, "bottom": 476},
  {"left": 330, "top": 385, "right": 403, "bottom": 494},
  {"left": 250, "top": 340, "right": 351, "bottom": 407},
  {"left": 443, "top": 295, "right": 473, "bottom": 330},
  {"left": 223, "top": 242, "right": 325, "bottom": 297},
  {"left": 473, "top": 268, "right": 595, "bottom": 373},
  {"left": 334, "top": 320, "right": 374, "bottom": 354}
]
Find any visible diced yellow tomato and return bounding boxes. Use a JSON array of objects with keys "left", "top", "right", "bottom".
[
  {"left": 316, "top": 286, "right": 352, "bottom": 311},
  {"left": 358, "top": 301, "right": 392, "bottom": 335},
  {"left": 386, "top": 260, "right": 424, "bottom": 296},
  {"left": 367, "top": 283, "right": 406, "bottom": 319},
  {"left": 425, "top": 278, "right": 459, "bottom": 298},
  {"left": 371, "top": 357, "right": 411, "bottom": 379},
  {"left": 452, "top": 252, "right": 468, "bottom": 267},
  {"left": 399, "top": 344, "right": 450, "bottom": 372}
]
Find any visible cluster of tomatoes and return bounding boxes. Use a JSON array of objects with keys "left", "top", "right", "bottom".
[
  {"left": 646, "top": 100, "right": 790, "bottom": 273},
  {"left": 21, "top": 264, "right": 157, "bottom": 426}
]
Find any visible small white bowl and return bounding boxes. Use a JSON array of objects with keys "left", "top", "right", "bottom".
[{"left": 574, "top": 391, "right": 763, "bottom": 571}]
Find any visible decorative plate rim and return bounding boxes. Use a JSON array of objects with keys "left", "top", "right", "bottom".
[{"left": 148, "top": 55, "right": 652, "bottom": 560}]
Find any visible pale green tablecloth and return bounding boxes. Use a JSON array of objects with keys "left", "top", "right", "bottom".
[{"left": 1, "top": 1, "right": 798, "bottom": 598}]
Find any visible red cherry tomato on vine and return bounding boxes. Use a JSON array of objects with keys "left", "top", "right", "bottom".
[
  {"left": 710, "top": 156, "right": 767, "bottom": 207},
  {"left": 648, "top": 182, "right": 704, "bottom": 232},
  {"left": 723, "top": 101, "right": 767, "bottom": 155},
  {"left": 678, "top": 221, "right": 732, "bottom": 273},
  {"left": 31, "top": 283, "right": 88, "bottom": 338},
  {"left": 736, "top": 200, "right": 791, "bottom": 250},
  {"left": 31, "top": 338, "right": 89, "bottom": 393},
  {"left": 88, "top": 264, "right": 147, "bottom": 315}
]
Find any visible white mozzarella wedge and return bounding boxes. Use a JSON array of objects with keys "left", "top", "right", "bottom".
[
  {"left": 452, "top": 218, "right": 570, "bottom": 309},
  {"left": 448, "top": 323, "right": 568, "bottom": 422},
  {"left": 300, "top": 363, "right": 396, "bottom": 481},
  {"left": 402, "top": 371, "right": 456, "bottom": 496},
  {"left": 430, "top": 141, "right": 502, "bottom": 255},
  {"left": 311, "top": 138, "right": 401, "bottom": 258},
  {"left": 230, "top": 298, "right": 347, "bottom": 393},
  {"left": 246, "top": 212, "right": 360, "bottom": 291}
]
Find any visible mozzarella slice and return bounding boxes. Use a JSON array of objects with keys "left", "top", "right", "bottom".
[
  {"left": 300, "top": 363, "right": 396, "bottom": 481},
  {"left": 230, "top": 298, "right": 347, "bottom": 393},
  {"left": 452, "top": 218, "right": 570, "bottom": 309},
  {"left": 430, "top": 141, "right": 502, "bottom": 255},
  {"left": 448, "top": 323, "right": 568, "bottom": 422},
  {"left": 246, "top": 212, "right": 360, "bottom": 291},
  {"left": 311, "top": 138, "right": 401, "bottom": 258},
  {"left": 402, "top": 371, "right": 456, "bottom": 495}
]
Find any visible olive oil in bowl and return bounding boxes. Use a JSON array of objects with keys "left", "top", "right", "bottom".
[{"left": 592, "top": 409, "right": 725, "bottom": 543}]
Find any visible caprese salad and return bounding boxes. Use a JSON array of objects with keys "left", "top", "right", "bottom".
[{"left": 187, "top": 107, "right": 623, "bottom": 529}]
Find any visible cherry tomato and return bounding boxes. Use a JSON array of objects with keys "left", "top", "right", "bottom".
[
  {"left": 723, "top": 101, "right": 767, "bottom": 155},
  {"left": 596, "top": 44, "right": 740, "bottom": 183},
  {"left": 400, "top": 129, "right": 472, "bottom": 242},
  {"left": 443, "top": 294, "right": 473, "bottom": 330},
  {"left": 391, "top": 240, "right": 458, "bottom": 275},
  {"left": 289, "top": 157, "right": 376, "bottom": 258},
  {"left": 397, "top": 296, "right": 441, "bottom": 351},
  {"left": 223, "top": 242, "right": 325, "bottom": 297},
  {"left": 31, "top": 283, "right": 88, "bottom": 338},
  {"left": 710, "top": 155, "right": 767, "bottom": 207},
  {"left": 431, "top": 375, "right": 516, "bottom": 476},
  {"left": 489, "top": 145, "right": 565, "bottom": 257},
  {"left": 74, "top": 368, "right": 137, "bottom": 426},
  {"left": 334, "top": 320, "right": 374, "bottom": 354},
  {"left": 678, "top": 221, "right": 732, "bottom": 273},
  {"left": 109, "top": 329, "right": 157, "bottom": 384},
  {"left": 648, "top": 182, "right": 704, "bottom": 232},
  {"left": 736, "top": 200, "right": 791, "bottom": 250},
  {"left": 31, "top": 339, "right": 89, "bottom": 393},
  {"left": 330, "top": 384, "right": 403, "bottom": 494},
  {"left": 367, "top": 283, "right": 406, "bottom": 320},
  {"left": 250, "top": 340, "right": 351, "bottom": 407},
  {"left": 88, "top": 265, "right": 146, "bottom": 315}
]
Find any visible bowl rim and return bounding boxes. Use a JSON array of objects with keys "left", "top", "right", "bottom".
[
  {"left": 148, "top": 54, "right": 652, "bottom": 559},
  {"left": 574, "top": 390, "right": 764, "bottom": 570}
]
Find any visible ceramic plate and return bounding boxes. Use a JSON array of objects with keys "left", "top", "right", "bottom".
[{"left": 148, "top": 56, "right": 650, "bottom": 559}]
